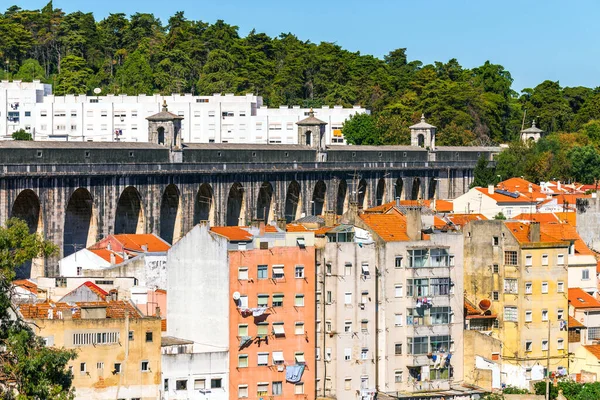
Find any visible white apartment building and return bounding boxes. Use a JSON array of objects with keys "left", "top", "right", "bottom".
[{"left": 0, "top": 80, "right": 367, "bottom": 144}]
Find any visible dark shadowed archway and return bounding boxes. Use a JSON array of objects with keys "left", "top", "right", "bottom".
[
  {"left": 11, "top": 189, "right": 44, "bottom": 278},
  {"left": 411, "top": 178, "right": 421, "bottom": 200},
  {"left": 64, "top": 188, "right": 97, "bottom": 257},
  {"left": 256, "top": 182, "right": 274, "bottom": 223},
  {"left": 428, "top": 177, "right": 438, "bottom": 200},
  {"left": 336, "top": 179, "right": 348, "bottom": 216},
  {"left": 115, "top": 186, "right": 145, "bottom": 234},
  {"left": 395, "top": 178, "right": 404, "bottom": 201},
  {"left": 194, "top": 183, "right": 214, "bottom": 226},
  {"left": 312, "top": 180, "right": 326, "bottom": 216},
  {"left": 226, "top": 182, "right": 245, "bottom": 226},
  {"left": 357, "top": 179, "right": 368, "bottom": 209},
  {"left": 160, "top": 184, "right": 182, "bottom": 244},
  {"left": 376, "top": 178, "right": 386, "bottom": 206},
  {"left": 284, "top": 181, "right": 301, "bottom": 223}
]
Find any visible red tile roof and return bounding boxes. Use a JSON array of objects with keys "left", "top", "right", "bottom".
[
  {"left": 499, "top": 177, "right": 542, "bottom": 193},
  {"left": 539, "top": 223, "right": 593, "bottom": 255},
  {"left": 569, "top": 288, "right": 600, "bottom": 309},
  {"left": 569, "top": 315, "right": 586, "bottom": 329},
  {"left": 359, "top": 213, "right": 410, "bottom": 242},
  {"left": 446, "top": 213, "right": 487, "bottom": 228},
  {"left": 82, "top": 281, "right": 108, "bottom": 299},
  {"left": 112, "top": 234, "right": 171, "bottom": 252},
  {"left": 504, "top": 221, "right": 565, "bottom": 244},
  {"left": 18, "top": 300, "right": 143, "bottom": 320},
  {"left": 88, "top": 248, "right": 124, "bottom": 264},
  {"left": 264, "top": 225, "right": 278, "bottom": 233},
  {"left": 210, "top": 226, "right": 253, "bottom": 241},
  {"left": 286, "top": 224, "right": 309, "bottom": 233},
  {"left": 583, "top": 345, "right": 600, "bottom": 360},
  {"left": 366, "top": 199, "right": 453, "bottom": 214},
  {"left": 512, "top": 213, "right": 560, "bottom": 223},
  {"left": 13, "top": 279, "right": 38, "bottom": 294},
  {"left": 314, "top": 226, "right": 335, "bottom": 236},
  {"left": 475, "top": 187, "right": 542, "bottom": 204}
]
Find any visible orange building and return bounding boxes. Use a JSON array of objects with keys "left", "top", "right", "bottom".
[{"left": 225, "top": 229, "right": 315, "bottom": 399}]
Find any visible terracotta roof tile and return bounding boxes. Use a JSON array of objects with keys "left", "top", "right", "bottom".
[
  {"left": 210, "top": 226, "right": 253, "bottom": 241},
  {"left": 504, "top": 221, "right": 567, "bottom": 245},
  {"left": 83, "top": 281, "right": 108, "bottom": 299},
  {"left": 13, "top": 279, "right": 38, "bottom": 294},
  {"left": 264, "top": 225, "right": 278, "bottom": 233},
  {"left": 512, "top": 213, "right": 560, "bottom": 223},
  {"left": 569, "top": 315, "right": 586, "bottom": 329},
  {"left": 286, "top": 224, "right": 309, "bottom": 233},
  {"left": 539, "top": 223, "right": 592, "bottom": 255},
  {"left": 314, "top": 226, "right": 335, "bottom": 236},
  {"left": 88, "top": 248, "right": 124, "bottom": 264},
  {"left": 569, "top": 288, "right": 600, "bottom": 309},
  {"left": 18, "top": 300, "right": 143, "bottom": 320},
  {"left": 366, "top": 199, "right": 453, "bottom": 214},
  {"left": 112, "top": 234, "right": 171, "bottom": 252},
  {"left": 475, "top": 187, "right": 542, "bottom": 204},
  {"left": 583, "top": 345, "right": 600, "bottom": 360},
  {"left": 359, "top": 213, "right": 410, "bottom": 242},
  {"left": 499, "top": 177, "right": 542, "bottom": 193},
  {"left": 446, "top": 214, "right": 487, "bottom": 228}
]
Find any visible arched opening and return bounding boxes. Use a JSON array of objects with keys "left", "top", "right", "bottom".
[
  {"left": 158, "top": 127, "right": 165, "bottom": 145},
  {"left": 194, "top": 183, "right": 214, "bottom": 226},
  {"left": 336, "top": 179, "right": 348, "bottom": 216},
  {"left": 284, "top": 181, "right": 301, "bottom": 223},
  {"left": 11, "top": 189, "right": 44, "bottom": 278},
  {"left": 63, "top": 188, "right": 97, "bottom": 257},
  {"left": 115, "top": 186, "right": 145, "bottom": 234},
  {"left": 428, "top": 177, "right": 438, "bottom": 200},
  {"left": 411, "top": 178, "right": 421, "bottom": 200},
  {"left": 376, "top": 178, "right": 386, "bottom": 206},
  {"left": 312, "top": 180, "right": 326, "bottom": 216},
  {"left": 395, "top": 178, "right": 404, "bottom": 201},
  {"left": 226, "top": 182, "right": 245, "bottom": 226},
  {"left": 305, "top": 131, "right": 312, "bottom": 146},
  {"left": 357, "top": 179, "right": 368, "bottom": 209},
  {"left": 417, "top": 134, "right": 425, "bottom": 147},
  {"left": 160, "top": 184, "right": 182, "bottom": 245},
  {"left": 256, "top": 182, "right": 274, "bottom": 223}
]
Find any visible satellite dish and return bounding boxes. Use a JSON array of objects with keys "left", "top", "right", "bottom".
[
  {"left": 93, "top": 88, "right": 101, "bottom": 95},
  {"left": 479, "top": 299, "right": 491, "bottom": 311},
  {"left": 232, "top": 291, "right": 240, "bottom": 301}
]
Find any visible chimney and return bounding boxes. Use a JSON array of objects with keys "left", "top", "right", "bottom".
[
  {"left": 109, "top": 289, "right": 118, "bottom": 301},
  {"left": 81, "top": 305, "right": 107, "bottom": 319},
  {"left": 324, "top": 210, "right": 336, "bottom": 227},
  {"left": 406, "top": 207, "right": 423, "bottom": 241},
  {"left": 141, "top": 244, "right": 148, "bottom": 252},
  {"left": 528, "top": 183, "right": 533, "bottom": 193},
  {"left": 557, "top": 181, "right": 561, "bottom": 191},
  {"left": 346, "top": 201, "right": 359, "bottom": 224},
  {"left": 155, "top": 306, "right": 161, "bottom": 319},
  {"left": 488, "top": 185, "right": 494, "bottom": 195},
  {"left": 529, "top": 222, "right": 541, "bottom": 243},
  {"left": 110, "top": 253, "right": 116, "bottom": 265},
  {"left": 276, "top": 218, "right": 287, "bottom": 232},
  {"left": 396, "top": 196, "right": 401, "bottom": 208}
]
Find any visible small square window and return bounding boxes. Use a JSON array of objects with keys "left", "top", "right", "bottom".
[
  {"left": 113, "top": 363, "right": 121, "bottom": 374},
  {"left": 525, "top": 341, "right": 532, "bottom": 352},
  {"left": 36, "top": 150, "right": 43, "bottom": 158},
  {"left": 141, "top": 361, "right": 149, "bottom": 372},
  {"left": 493, "top": 236, "right": 499, "bottom": 246},
  {"left": 128, "top": 331, "right": 134, "bottom": 341},
  {"left": 84, "top": 151, "right": 90, "bottom": 158},
  {"left": 395, "top": 256, "right": 403, "bottom": 268},
  {"left": 492, "top": 264, "right": 499, "bottom": 274},
  {"left": 129, "top": 151, "right": 134, "bottom": 158},
  {"left": 145, "top": 332, "right": 153, "bottom": 342},
  {"left": 211, "top": 378, "right": 222, "bottom": 388},
  {"left": 294, "top": 294, "right": 304, "bottom": 307},
  {"left": 395, "top": 343, "right": 402, "bottom": 355},
  {"left": 492, "top": 291, "right": 499, "bottom": 301},
  {"left": 176, "top": 380, "right": 187, "bottom": 390},
  {"left": 194, "top": 379, "right": 205, "bottom": 389},
  {"left": 238, "top": 267, "right": 248, "bottom": 280}
]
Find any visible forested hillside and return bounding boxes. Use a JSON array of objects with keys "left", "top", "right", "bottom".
[{"left": 3, "top": 2, "right": 600, "bottom": 151}]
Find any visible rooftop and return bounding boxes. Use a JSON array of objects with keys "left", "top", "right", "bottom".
[
  {"left": 18, "top": 300, "right": 143, "bottom": 320},
  {"left": 583, "top": 345, "right": 600, "bottom": 360},
  {"left": 569, "top": 315, "right": 586, "bottom": 329},
  {"left": 88, "top": 248, "right": 124, "bottom": 264},
  {"left": 409, "top": 114, "right": 436, "bottom": 130},
  {"left": 504, "top": 221, "right": 568, "bottom": 245},
  {"left": 111, "top": 234, "right": 171, "bottom": 253},
  {"left": 210, "top": 226, "right": 253, "bottom": 241},
  {"left": 161, "top": 336, "right": 194, "bottom": 347},
  {"left": 359, "top": 213, "right": 410, "bottom": 242},
  {"left": 568, "top": 288, "right": 600, "bottom": 309}
]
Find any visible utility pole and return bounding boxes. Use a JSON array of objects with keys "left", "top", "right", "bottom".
[{"left": 546, "top": 319, "right": 551, "bottom": 400}]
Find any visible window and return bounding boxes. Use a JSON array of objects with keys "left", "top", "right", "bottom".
[
  {"left": 208, "top": 111, "right": 215, "bottom": 117},
  {"left": 558, "top": 338, "right": 564, "bottom": 350},
  {"left": 395, "top": 313, "right": 403, "bottom": 327},
  {"left": 272, "top": 294, "right": 284, "bottom": 307},
  {"left": 504, "top": 251, "right": 518, "bottom": 265},
  {"left": 493, "top": 264, "right": 499, "bottom": 274},
  {"left": 525, "top": 254, "right": 533, "bottom": 266},
  {"left": 295, "top": 383, "right": 304, "bottom": 394},
  {"left": 430, "top": 335, "right": 450, "bottom": 353},
  {"left": 504, "top": 306, "right": 518, "bottom": 322},
  {"left": 257, "top": 265, "right": 268, "bottom": 279},
  {"left": 239, "top": 295, "right": 248, "bottom": 308},
  {"left": 344, "top": 321, "right": 352, "bottom": 333},
  {"left": 345, "top": 378, "right": 352, "bottom": 390},
  {"left": 582, "top": 269, "right": 590, "bottom": 280},
  {"left": 257, "top": 383, "right": 268, "bottom": 396},
  {"left": 295, "top": 322, "right": 305, "bottom": 335},
  {"left": 176, "top": 380, "right": 187, "bottom": 390},
  {"left": 80, "top": 362, "right": 86, "bottom": 373},
  {"left": 141, "top": 361, "right": 149, "bottom": 372},
  {"left": 525, "top": 340, "right": 532, "bottom": 352},
  {"left": 542, "top": 282, "right": 548, "bottom": 294},
  {"left": 272, "top": 381, "right": 282, "bottom": 395},
  {"left": 257, "top": 294, "right": 269, "bottom": 307},
  {"left": 395, "top": 256, "right": 403, "bottom": 268},
  {"left": 407, "top": 278, "right": 429, "bottom": 297},
  {"left": 525, "top": 282, "right": 532, "bottom": 294},
  {"left": 128, "top": 331, "right": 134, "bottom": 341},
  {"left": 239, "top": 385, "right": 249, "bottom": 398},
  {"left": 326, "top": 321, "right": 332, "bottom": 333},
  {"left": 408, "top": 337, "right": 429, "bottom": 355},
  {"left": 493, "top": 236, "right": 499, "bottom": 246},
  {"left": 73, "top": 332, "right": 120, "bottom": 346},
  {"left": 361, "top": 319, "right": 368, "bottom": 332},
  {"left": 558, "top": 309, "right": 564, "bottom": 320},
  {"left": 211, "top": 378, "right": 222, "bottom": 388},
  {"left": 164, "top": 378, "right": 169, "bottom": 391},
  {"left": 542, "top": 339, "right": 548, "bottom": 351},
  {"left": 408, "top": 249, "right": 428, "bottom": 268},
  {"left": 431, "top": 306, "right": 450, "bottom": 324},
  {"left": 492, "top": 291, "right": 499, "bottom": 301},
  {"left": 345, "top": 262, "right": 352, "bottom": 276},
  {"left": 316, "top": 347, "right": 321, "bottom": 360},
  {"left": 145, "top": 332, "right": 153, "bottom": 342},
  {"left": 344, "top": 347, "right": 352, "bottom": 361},
  {"left": 326, "top": 291, "right": 332, "bottom": 304},
  {"left": 395, "top": 284, "right": 403, "bottom": 297},
  {"left": 238, "top": 324, "right": 248, "bottom": 336},
  {"left": 557, "top": 254, "right": 565, "bottom": 265},
  {"left": 238, "top": 242, "right": 247, "bottom": 250},
  {"left": 344, "top": 292, "right": 352, "bottom": 304},
  {"left": 295, "top": 294, "right": 305, "bottom": 307},
  {"left": 325, "top": 348, "right": 332, "bottom": 361},
  {"left": 113, "top": 363, "right": 121, "bottom": 374},
  {"left": 272, "top": 322, "right": 285, "bottom": 336},
  {"left": 295, "top": 265, "right": 304, "bottom": 278},
  {"left": 295, "top": 352, "right": 305, "bottom": 363},
  {"left": 194, "top": 379, "right": 205, "bottom": 389},
  {"left": 361, "top": 263, "right": 370, "bottom": 276},
  {"left": 55, "top": 278, "right": 67, "bottom": 288},
  {"left": 326, "top": 263, "right": 332, "bottom": 274},
  {"left": 395, "top": 370, "right": 403, "bottom": 383},
  {"left": 272, "top": 265, "right": 284, "bottom": 279},
  {"left": 542, "top": 310, "right": 548, "bottom": 321},
  {"left": 97, "top": 362, "right": 104, "bottom": 370},
  {"left": 558, "top": 281, "right": 565, "bottom": 293},
  {"left": 504, "top": 279, "right": 518, "bottom": 294},
  {"left": 257, "top": 323, "right": 269, "bottom": 338},
  {"left": 257, "top": 352, "right": 269, "bottom": 366},
  {"left": 542, "top": 254, "right": 549, "bottom": 266},
  {"left": 273, "top": 351, "right": 284, "bottom": 365},
  {"left": 525, "top": 310, "right": 532, "bottom": 322},
  {"left": 361, "top": 348, "right": 368, "bottom": 360},
  {"left": 238, "top": 267, "right": 248, "bottom": 280},
  {"left": 430, "top": 278, "right": 450, "bottom": 295}
]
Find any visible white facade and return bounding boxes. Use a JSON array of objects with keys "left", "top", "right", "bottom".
[
  {"left": 58, "top": 248, "right": 111, "bottom": 276},
  {"left": 0, "top": 80, "right": 367, "bottom": 144},
  {"left": 453, "top": 186, "right": 539, "bottom": 219}
]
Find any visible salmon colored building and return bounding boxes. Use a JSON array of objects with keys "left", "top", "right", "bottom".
[{"left": 223, "top": 227, "right": 316, "bottom": 399}]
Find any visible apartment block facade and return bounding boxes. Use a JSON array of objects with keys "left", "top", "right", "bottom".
[{"left": 0, "top": 80, "right": 366, "bottom": 144}]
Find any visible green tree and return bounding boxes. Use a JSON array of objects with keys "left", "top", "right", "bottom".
[
  {"left": 568, "top": 145, "right": 600, "bottom": 184},
  {"left": 471, "top": 155, "right": 496, "bottom": 188},
  {"left": 11, "top": 129, "right": 32, "bottom": 141},
  {"left": 494, "top": 212, "right": 506, "bottom": 220},
  {"left": 341, "top": 113, "right": 381, "bottom": 145},
  {"left": 0, "top": 218, "right": 76, "bottom": 399},
  {"left": 14, "top": 58, "right": 45, "bottom": 81},
  {"left": 54, "top": 55, "right": 91, "bottom": 95}
]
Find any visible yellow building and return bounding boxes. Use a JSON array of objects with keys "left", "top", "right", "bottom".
[
  {"left": 570, "top": 345, "right": 600, "bottom": 382},
  {"left": 464, "top": 221, "right": 569, "bottom": 390},
  {"left": 18, "top": 298, "right": 161, "bottom": 399}
]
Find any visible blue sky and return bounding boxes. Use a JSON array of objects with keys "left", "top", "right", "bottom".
[{"left": 11, "top": 0, "right": 600, "bottom": 92}]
